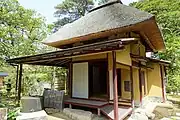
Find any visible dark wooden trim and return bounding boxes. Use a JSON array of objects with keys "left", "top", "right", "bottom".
[
  {"left": 18, "top": 64, "right": 23, "bottom": 103},
  {"left": 112, "top": 51, "right": 119, "bottom": 120},
  {"left": 160, "top": 65, "right": 165, "bottom": 102},
  {"left": 130, "top": 66, "right": 134, "bottom": 108}
]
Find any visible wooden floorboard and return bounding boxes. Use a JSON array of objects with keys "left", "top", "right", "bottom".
[
  {"left": 64, "top": 98, "right": 108, "bottom": 108},
  {"left": 100, "top": 105, "right": 132, "bottom": 120}
]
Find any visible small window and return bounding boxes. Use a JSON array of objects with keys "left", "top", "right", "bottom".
[{"left": 124, "top": 81, "right": 130, "bottom": 92}]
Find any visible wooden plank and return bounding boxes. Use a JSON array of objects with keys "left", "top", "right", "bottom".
[
  {"left": 112, "top": 51, "right": 119, "bottom": 120},
  {"left": 64, "top": 98, "right": 108, "bottom": 108},
  {"left": 18, "top": 64, "right": 23, "bottom": 103},
  {"left": 100, "top": 105, "right": 132, "bottom": 120}
]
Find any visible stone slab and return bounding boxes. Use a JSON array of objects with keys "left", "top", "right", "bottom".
[
  {"left": 63, "top": 108, "right": 93, "bottom": 120},
  {"left": 16, "top": 110, "right": 48, "bottom": 120},
  {"left": 0, "top": 108, "right": 7, "bottom": 120}
]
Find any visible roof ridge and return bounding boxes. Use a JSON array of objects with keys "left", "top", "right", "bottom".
[{"left": 89, "top": 0, "right": 122, "bottom": 13}]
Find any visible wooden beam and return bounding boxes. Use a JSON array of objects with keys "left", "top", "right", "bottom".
[
  {"left": 18, "top": 64, "right": 23, "bottom": 103},
  {"left": 112, "top": 51, "right": 119, "bottom": 120},
  {"left": 160, "top": 65, "right": 165, "bottom": 102},
  {"left": 7, "top": 38, "right": 139, "bottom": 65},
  {"left": 25, "top": 46, "right": 124, "bottom": 64},
  {"left": 130, "top": 66, "right": 134, "bottom": 108}
]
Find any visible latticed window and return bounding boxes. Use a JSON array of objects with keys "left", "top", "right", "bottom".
[{"left": 124, "top": 81, "right": 130, "bottom": 92}]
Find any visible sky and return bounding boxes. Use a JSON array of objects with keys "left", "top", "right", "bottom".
[{"left": 18, "top": 0, "right": 137, "bottom": 24}]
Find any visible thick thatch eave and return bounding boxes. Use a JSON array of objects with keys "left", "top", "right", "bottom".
[{"left": 43, "top": 1, "right": 165, "bottom": 51}]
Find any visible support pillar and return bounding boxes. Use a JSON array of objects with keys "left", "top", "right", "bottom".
[
  {"left": 160, "top": 65, "right": 165, "bottom": 102},
  {"left": 15, "top": 65, "right": 19, "bottom": 100},
  {"left": 130, "top": 66, "right": 134, "bottom": 108},
  {"left": 112, "top": 51, "right": 119, "bottom": 120},
  {"left": 69, "top": 62, "right": 72, "bottom": 97},
  {"left": 18, "top": 64, "right": 23, "bottom": 103},
  {"left": 138, "top": 67, "right": 142, "bottom": 104}
]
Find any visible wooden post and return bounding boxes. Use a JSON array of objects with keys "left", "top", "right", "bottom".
[
  {"left": 112, "top": 51, "right": 119, "bottom": 120},
  {"left": 15, "top": 65, "right": 19, "bottom": 98},
  {"left": 130, "top": 66, "right": 134, "bottom": 108},
  {"left": 69, "top": 62, "right": 72, "bottom": 97},
  {"left": 160, "top": 65, "right": 165, "bottom": 102},
  {"left": 18, "top": 64, "right": 23, "bottom": 103},
  {"left": 138, "top": 67, "right": 142, "bottom": 104}
]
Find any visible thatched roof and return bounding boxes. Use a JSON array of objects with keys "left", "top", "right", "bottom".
[{"left": 43, "top": 0, "right": 165, "bottom": 51}]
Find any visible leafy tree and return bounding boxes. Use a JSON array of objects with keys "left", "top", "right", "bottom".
[
  {"left": 0, "top": 0, "right": 56, "bottom": 97},
  {"left": 131, "top": 0, "right": 180, "bottom": 93},
  {"left": 54, "top": 0, "right": 94, "bottom": 28},
  {"left": 0, "top": 0, "right": 50, "bottom": 60},
  {"left": 97, "top": 0, "right": 109, "bottom": 5}
]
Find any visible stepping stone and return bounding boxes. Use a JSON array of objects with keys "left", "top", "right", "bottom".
[
  {"left": 176, "top": 113, "right": 180, "bottom": 117},
  {"left": 0, "top": 108, "right": 7, "bottom": 120},
  {"left": 171, "top": 116, "right": 180, "bottom": 120},
  {"left": 17, "top": 110, "right": 48, "bottom": 120}
]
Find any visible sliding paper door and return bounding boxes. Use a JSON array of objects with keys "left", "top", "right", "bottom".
[{"left": 72, "top": 62, "right": 88, "bottom": 98}]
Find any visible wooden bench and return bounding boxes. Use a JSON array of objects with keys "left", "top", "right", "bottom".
[{"left": 64, "top": 98, "right": 108, "bottom": 116}]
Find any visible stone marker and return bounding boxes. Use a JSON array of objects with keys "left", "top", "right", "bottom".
[
  {"left": 21, "top": 96, "right": 42, "bottom": 113},
  {"left": 0, "top": 108, "right": 7, "bottom": 120}
]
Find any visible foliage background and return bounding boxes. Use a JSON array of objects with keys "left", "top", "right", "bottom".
[{"left": 130, "top": 0, "right": 180, "bottom": 93}]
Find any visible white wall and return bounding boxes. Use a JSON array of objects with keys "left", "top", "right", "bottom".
[{"left": 72, "top": 62, "right": 89, "bottom": 98}]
